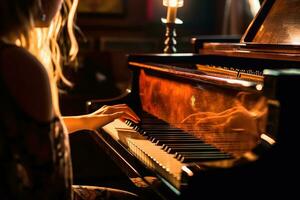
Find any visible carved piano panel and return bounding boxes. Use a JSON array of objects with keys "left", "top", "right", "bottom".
[{"left": 138, "top": 67, "right": 267, "bottom": 157}]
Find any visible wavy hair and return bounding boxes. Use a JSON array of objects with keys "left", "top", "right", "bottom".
[
  {"left": 0, "top": 0, "right": 79, "bottom": 87},
  {"left": 0, "top": 0, "right": 79, "bottom": 115},
  {"left": 31, "top": 0, "right": 79, "bottom": 87}
]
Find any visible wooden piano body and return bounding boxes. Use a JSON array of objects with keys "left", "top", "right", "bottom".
[{"left": 87, "top": 0, "right": 300, "bottom": 199}]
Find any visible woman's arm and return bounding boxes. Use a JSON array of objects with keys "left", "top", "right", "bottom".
[{"left": 62, "top": 104, "right": 140, "bottom": 133}]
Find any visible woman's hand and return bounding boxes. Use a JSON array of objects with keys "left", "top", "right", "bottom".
[
  {"left": 87, "top": 104, "right": 140, "bottom": 128},
  {"left": 90, "top": 104, "right": 140, "bottom": 122},
  {"left": 62, "top": 104, "right": 140, "bottom": 133}
]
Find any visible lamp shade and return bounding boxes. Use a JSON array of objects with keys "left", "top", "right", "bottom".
[{"left": 163, "top": 0, "right": 184, "bottom": 7}]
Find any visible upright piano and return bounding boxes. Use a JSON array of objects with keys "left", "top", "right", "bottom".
[{"left": 88, "top": 0, "right": 300, "bottom": 199}]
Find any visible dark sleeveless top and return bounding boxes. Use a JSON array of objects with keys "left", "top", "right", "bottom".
[{"left": 0, "top": 43, "right": 73, "bottom": 200}]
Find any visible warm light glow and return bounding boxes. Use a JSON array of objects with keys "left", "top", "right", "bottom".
[
  {"left": 67, "top": 0, "right": 79, "bottom": 60},
  {"left": 163, "top": 0, "right": 184, "bottom": 8},
  {"left": 182, "top": 166, "right": 194, "bottom": 177},
  {"left": 166, "top": 6, "right": 177, "bottom": 23},
  {"left": 248, "top": 0, "right": 261, "bottom": 17},
  {"left": 163, "top": 0, "right": 184, "bottom": 23},
  {"left": 291, "top": 35, "right": 300, "bottom": 44},
  {"left": 243, "top": 152, "right": 258, "bottom": 161},
  {"left": 226, "top": 79, "right": 253, "bottom": 87},
  {"left": 256, "top": 84, "right": 263, "bottom": 91},
  {"left": 260, "top": 134, "right": 276, "bottom": 145}
]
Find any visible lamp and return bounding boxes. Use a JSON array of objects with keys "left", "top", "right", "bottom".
[{"left": 162, "top": 0, "right": 184, "bottom": 53}]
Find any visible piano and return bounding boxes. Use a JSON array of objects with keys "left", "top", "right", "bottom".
[{"left": 87, "top": 0, "right": 300, "bottom": 199}]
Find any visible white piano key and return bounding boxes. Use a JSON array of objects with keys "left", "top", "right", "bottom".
[{"left": 102, "top": 119, "right": 184, "bottom": 189}]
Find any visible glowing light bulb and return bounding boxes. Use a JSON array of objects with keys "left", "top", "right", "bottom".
[
  {"left": 163, "top": 0, "right": 184, "bottom": 8},
  {"left": 163, "top": 0, "right": 184, "bottom": 23}
]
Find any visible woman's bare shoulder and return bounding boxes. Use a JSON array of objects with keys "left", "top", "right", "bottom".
[{"left": 0, "top": 45, "right": 53, "bottom": 122}]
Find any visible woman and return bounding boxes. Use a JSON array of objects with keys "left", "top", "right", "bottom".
[{"left": 0, "top": 0, "right": 140, "bottom": 199}]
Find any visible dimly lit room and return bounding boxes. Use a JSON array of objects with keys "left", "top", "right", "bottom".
[{"left": 1, "top": 0, "right": 300, "bottom": 199}]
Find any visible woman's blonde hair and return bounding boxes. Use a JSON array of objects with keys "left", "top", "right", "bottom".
[
  {"left": 0, "top": 0, "right": 79, "bottom": 87},
  {"left": 0, "top": 0, "right": 79, "bottom": 115},
  {"left": 31, "top": 0, "right": 79, "bottom": 87}
]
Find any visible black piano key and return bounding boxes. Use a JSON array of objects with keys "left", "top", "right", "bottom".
[
  {"left": 150, "top": 136, "right": 195, "bottom": 143},
  {"left": 148, "top": 131, "right": 186, "bottom": 136},
  {"left": 162, "top": 143, "right": 213, "bottom": 151},
  {"left": 162, "top": 143, "right": 214, "bottom": 147},
  {"left": 139, "top": 119, "right": 166, "bottom": 125},
  {"left": 147, "top": 134, "right": 195, "bottom": 137},
  {"left": 155, "top": 139, "right": 206, "bottom": 145},
  {"left": 148, "top": 134, "right": 196, "bottom": 141},
  {"left": 175, "top": 152, "right": 230, "bottom": 160},
  {"left": 140, "top": 124, "right": 180, "bottom": 130},
  {"left": 152, "top": 138, "right": 199, "bottom": 145},
  {"left": 145, "top": 131, "right": 191, "bottom": 136},
  {"left": 180, "top": 154, "right": 233, "bottom": 163},
  {"left": 149, "top": 134, "right": 198, "bottom": 141},
  {"left": 167, "top": 146, "right": 219, "bottom": 154},
  {"left": 176, "top": 152, "right": 230, "bottom": 156}
]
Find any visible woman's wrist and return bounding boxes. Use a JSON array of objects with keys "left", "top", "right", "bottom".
[{"left": 62, "top": 115, "right": 92, "bottom": 133}]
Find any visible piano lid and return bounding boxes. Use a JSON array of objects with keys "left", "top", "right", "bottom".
[
  {"left": 241, "top": 0, "right": 300, "bottom": 50},
  {"left": 198, "top": 0, "right": 300, "bottom": 61}
]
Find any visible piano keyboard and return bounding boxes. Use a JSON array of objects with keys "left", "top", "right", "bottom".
[{"left": 101, "top": 112, "right": 233, "bottom": 189}]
